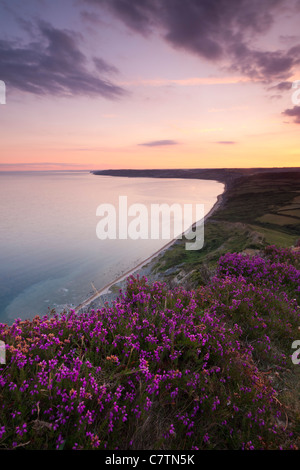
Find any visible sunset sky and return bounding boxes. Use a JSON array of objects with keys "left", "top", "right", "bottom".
[{"left": 0, "top": 0, "right": 300, "bottom": 171}]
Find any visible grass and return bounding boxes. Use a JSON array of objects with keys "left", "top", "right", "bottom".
[
  {"left": 0, "top": 244, "right": 299, "bottom": 450},
  {"left": 154, "top": 171, "right": 300, "bottom": 286},
  {"left": 258, "top": 214, "right": 300, "bottom": 226},
  {"left": 278, "top": 209, "right": 300, "bottom": 218},
  {"left": 249, "top": 225, "right": 296, "bottom": 248}
]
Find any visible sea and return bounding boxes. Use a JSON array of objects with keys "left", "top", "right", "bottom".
[{"left": 0, "top": 171, "right": 224, "bottom": 324}]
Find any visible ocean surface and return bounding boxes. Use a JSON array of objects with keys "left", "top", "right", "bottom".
[{"left": 0, "top": 171, "right": 224, "bottom": 324}]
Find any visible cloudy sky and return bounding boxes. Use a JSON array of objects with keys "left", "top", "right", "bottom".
[{"left": 0, "top": 0, "right": 300, "bottom": 170}]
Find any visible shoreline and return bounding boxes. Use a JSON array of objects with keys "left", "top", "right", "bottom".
[{"left": 74, "top": 182, "right": 226, "bottom": 313}]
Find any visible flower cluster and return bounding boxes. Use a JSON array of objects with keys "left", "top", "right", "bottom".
[
  {"left": 216, "top": 248, "right": 300, "bottom": 303},
  {"left": 0, "top": 246, "right": 299, "bottom": 450}
]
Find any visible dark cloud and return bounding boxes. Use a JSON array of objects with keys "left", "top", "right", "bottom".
[
  {"left": 229, "top": 46, "right": 299, "bottom": 82},
  {"left": 93, "top": 57, "right": 119, "bottom": 75},
  {"left": 85, "top": 0, "right": 155, "bottom": 35},
  {"left": 268, "top": 81, "right": 293, "bottom": 91},
  {"left": 83, "top": 0, "right": 300, "bottom": 82},
  {"left": 267, "top": 81, "right": 294, "bottom": 100},
  {"left": 138, "top": 139, "right": 179, "bottom": 147},
  {"left": 215, "top": 141, "right": 236, "bottom": 144},
  {"left": 0, "top": 21, "right": 125, "bottom": 98},
  {"left": 282, "top": 106, "right": 300, "bottom": 123}
]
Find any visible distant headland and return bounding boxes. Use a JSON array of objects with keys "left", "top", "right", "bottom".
[{"left": 92, "top": 167, "right": 300, "bottom": 190}]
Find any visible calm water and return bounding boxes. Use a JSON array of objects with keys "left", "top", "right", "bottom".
[{"left": 0, "top": 171, "right": 223, "bottom": 324}]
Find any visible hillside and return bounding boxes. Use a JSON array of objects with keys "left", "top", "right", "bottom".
[
  {"left": 0, "top": 244, "right": 299, "bottom": 450},
  {"left": 152, "top": 171, "right": 300, "bottom": 288},
  {"left": 0, "top": 169, "right": 299, "bottom": 450}
]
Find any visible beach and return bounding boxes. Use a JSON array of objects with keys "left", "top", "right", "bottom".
[{"left": 75, "top": 183, "right": 226, "bottom": 313}]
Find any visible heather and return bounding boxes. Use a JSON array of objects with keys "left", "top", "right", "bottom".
[
  {"left": 217, "top": 247, "right": 300, "bottom": 304},
  {"left": 0, "top": 246, "right": 299, "bottom": 450}
]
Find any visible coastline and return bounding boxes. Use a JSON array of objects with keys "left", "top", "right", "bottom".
[{"left": 75, "top": 182, "right": 226, "bottom": 313}]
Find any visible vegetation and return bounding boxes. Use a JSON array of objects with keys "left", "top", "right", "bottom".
[
  {"left": 0, "top": 245, "right": 299, "bottom": 450},
  {"left": 154, "top": 171, "right": 300, "bottom": 285},
  {"left": 1, "top": 170, "right": 299, "bottom": 450}
]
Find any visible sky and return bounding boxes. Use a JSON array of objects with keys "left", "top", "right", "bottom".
[{"left": 0, "top": 0, "right": 300, "bottom": 171}]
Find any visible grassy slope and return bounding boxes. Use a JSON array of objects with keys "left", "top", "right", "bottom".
[{"left": 154, "top": 171, "right": 300, "bottom": 285}]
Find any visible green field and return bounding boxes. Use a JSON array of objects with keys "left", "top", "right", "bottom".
[{"left": 154, "top": 171, "right": 300, "bottom": 286}]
